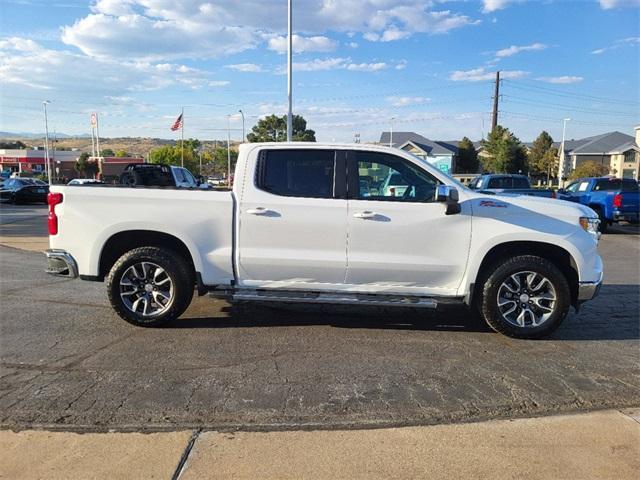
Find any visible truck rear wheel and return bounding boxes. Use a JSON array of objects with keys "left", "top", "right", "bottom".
[
  {"left": 106, "top": 246, "right": 194, "bottom": 327},
  {"left": 478, "top": 255, "right": 570, "bottom": 339}
]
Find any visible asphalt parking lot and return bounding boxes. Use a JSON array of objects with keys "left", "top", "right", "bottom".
[{"left": 0, "top": 203, "right": 639, "bottom": 432}]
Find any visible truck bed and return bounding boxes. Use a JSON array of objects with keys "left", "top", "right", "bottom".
[{"left": 49, "top": 185, "right": 235, "bottom": 285}]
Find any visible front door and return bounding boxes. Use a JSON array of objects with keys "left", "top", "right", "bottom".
[
  {"left": 345, "top": 150, "right": 471, "bottom": 296},
  {"left": 237, "top": 148, "right": 348, "bottom": 290}
]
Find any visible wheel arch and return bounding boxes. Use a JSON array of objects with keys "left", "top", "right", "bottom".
[
  {"left": 470, "top": 241, "right": 579, "bottom": 307},
  {"left": 98, "top": 230, "right": 197, "bottom": 281}
]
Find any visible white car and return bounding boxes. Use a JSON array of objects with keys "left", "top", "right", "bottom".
[
  {"left": 44, "top": 143, "right": 603, "bottom": 339},
  {"left": 68, "top": 179, "right": 103, "bottom": 185}
]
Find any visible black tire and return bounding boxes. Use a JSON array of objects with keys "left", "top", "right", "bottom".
[
  {"left": 477, "top": 255, "right": 571, "bottom": 339},
  {"left": 106, "top": 246, "right": 195, "bottom": 327},
  {"left": 593, "top": 207, "right": 608, "bottom": 233}
]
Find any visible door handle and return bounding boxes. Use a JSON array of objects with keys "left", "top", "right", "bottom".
[
  {"left": 353, "top": 211, "right": 376, "bottom": 219},
  {"left": 246, "top": 207, "right": 269, "bottom": 215}
]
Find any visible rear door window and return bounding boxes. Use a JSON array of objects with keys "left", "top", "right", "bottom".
[
  {"left": 257, "top": 149, "right": 336, "bottom": 199},
  {"left": 512, "top": 177, "right": 530, "bottom": 189}
]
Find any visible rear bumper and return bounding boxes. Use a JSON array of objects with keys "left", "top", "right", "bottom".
[
  {"left": 577, "top": 271, "right": 603, "bottom": 301},
  {"left": 44, "top": 249, "right": 78, "bottom": 278},
  {"left": 613, "top": 210, "right": 639, "bottom": 223}
]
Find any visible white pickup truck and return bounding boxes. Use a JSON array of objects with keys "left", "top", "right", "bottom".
[{"left": 45, "top": 143, "right": 603, "bottom": 338}]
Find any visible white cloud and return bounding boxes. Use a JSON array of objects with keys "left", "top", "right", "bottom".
[
  {"left": 60, "top": 1, "right": 479, "bottom": 61},
  {"left": 591, "top": 36, "right": 640, "bottom": 54},
  {"left": 536, "top": 76, "right": 584, "bottom": 84},
  {"left": 0, "top": 36, "right": 225, "bottom": 94},
  {"left": 495, "top": 42, "right": 547, "bottom": 58},
  {"left": 482, "top": 0, "right": 517, "bottom": 13},
  {"left": 288, "top": 57, "right": 388, "bottom": 73},
  {"left": 450, "top": 67, "right": 528, "bottom": 81},
  {"left": 599, "top": 0, "right": 640, "bottom": 9},
  {"left": 267, "top": 34, "right": 337, "bottom": 54},
  {"left": 225, "top": 63, "right": 264, "bottom": 73},
  {"left": 208, "top": 80, "right": 231, "bottom": 87},
  {"left": 386, "top": 96, "right": 428, "bottom": 106}
]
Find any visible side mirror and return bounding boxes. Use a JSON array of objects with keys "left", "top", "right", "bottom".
[{"left": 437, "top": 185, "right": 461, "bottom": 215}]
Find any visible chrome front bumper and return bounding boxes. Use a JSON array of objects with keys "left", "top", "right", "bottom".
[
  {"left": 577, "top": 271, "right": 603, "bottom": 301},
  {"left": 45, "top": 249, "right": 79, "bottom": 278}
]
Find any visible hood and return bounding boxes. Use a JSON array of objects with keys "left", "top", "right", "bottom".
[{"left": 464, "top": 190, "right": 597, "bottom": 227}]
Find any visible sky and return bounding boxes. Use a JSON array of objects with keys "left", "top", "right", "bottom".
[{"left": 0, "top": 0, "right": 638, "bottom": 143}]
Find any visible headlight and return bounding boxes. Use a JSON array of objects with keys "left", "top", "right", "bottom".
[{"left": 579, "top": 217, "right": 600, "bottom": 240}]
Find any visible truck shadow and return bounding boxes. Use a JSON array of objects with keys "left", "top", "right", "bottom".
[{"left": 172, "top": 285, "right": 639, "bottom": 341}]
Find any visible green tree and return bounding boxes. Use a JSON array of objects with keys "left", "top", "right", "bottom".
[
  {"left": 148, "top": 138, "right": 203, "bottom": 173},
  {"left": 528, "top": 131, "right": 556, "bottom": 178},
  {"left": 85, "top": 160, "right": 99, "bottom": 178},
  {"left": 115, "top": 149, "right": 128, "bottom": 157},
  {"left": 481, "top": 126, "right": 528, "bottom": 174},
  {"left": 100, "top": 148, "right": 115, "bottom": 157},
  {"left": 456, "top": 137, "right": 479, "bottom": 173},
  {"left": 247, "top": 114, "right": 316, "bottom": 142},
  {"left": 74, "top": 152, "right": 90, "bottom": 177},
  {"left": 569, "top": 161, "right": 610, "bottom": 180}
]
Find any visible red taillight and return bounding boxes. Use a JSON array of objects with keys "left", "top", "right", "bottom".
[
  {"left": 613, "top": 193, "right": 622, "bottom": 208},
  {"left": 48, "top": 192, "right": 63, "bottom": 235}
]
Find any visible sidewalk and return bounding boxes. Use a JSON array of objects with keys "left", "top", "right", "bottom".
[{"left": 2, "top": 409, "right": 639, "bottom": 480}]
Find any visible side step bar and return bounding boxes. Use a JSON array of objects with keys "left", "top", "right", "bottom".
[{"left": 213, "top": 289, "right": 443, "bottom": 309}]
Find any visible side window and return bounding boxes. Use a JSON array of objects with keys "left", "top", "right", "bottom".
[
  {"left": 173, "top": 168, "right": 186, "bottom": 183},
  {"left": 257, "top": 149, "right": 335, "bottom": 199},
  {"left": 182, "top": 169, "right": 197, "bottom": 186},
  {"left": 565, "top": 182, "right": 580, "bottom": 193},
  {"left": 487, "top": 177, "right": 510, "bottom": 189},
  {"left": 512, "top": 177, "right": 529, "bottom": 189},
  {"left": 352, "top": 151, "right": 439, "bottom": 203},
  {"left": 622, "top": 180, "right": 639, "bottom": 192}
]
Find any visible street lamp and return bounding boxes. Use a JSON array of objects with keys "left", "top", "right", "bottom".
[
  {"left": 226, "top": 114, "right": 232, "bottom": 185},
  {"left": 42, "top": 101, "right": 51, "bottom": 184},
  {"left": 238, "top": 110, "right": 245, "bottom": 142},
  {"left": 389, "top": 116, "right": 395, "bottom": 148},
  {"left": 558, "top": 118, "right": 571, "bottom": 186}
]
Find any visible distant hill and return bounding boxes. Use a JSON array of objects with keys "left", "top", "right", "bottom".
[
  {"left": 0, "top": 134, "right": 238, "bottom": 157},
  {"left": 0, "top": 131, "right": 91, "bottom": 139}
]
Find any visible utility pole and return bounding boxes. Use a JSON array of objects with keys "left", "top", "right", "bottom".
[
  {"left": 286, "top": 0, "right": 293, "bottom": 141},
  {"left": 180, "top": 106, "right": 185, "bottom": 168},
  {"left": 491, "top": 70, "right": 500, "bottom": 132},
  {"left": 42, "top": 101, "right": 51, "bottom": 184},
  {"left": 95, "top": 113, "right": 102, "bottom": 179}
]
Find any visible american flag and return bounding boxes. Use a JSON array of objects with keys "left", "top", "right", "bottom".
[{"left": 170, "top": 113, "right": 183, "bottom": 131}]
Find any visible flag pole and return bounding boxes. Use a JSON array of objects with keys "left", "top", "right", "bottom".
[{"left": 181, "top": 106, "right": 184, "bottom": 168}]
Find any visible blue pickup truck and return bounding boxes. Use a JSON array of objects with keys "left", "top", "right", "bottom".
[
  {"left": 468, "top": 174, "right": 556, "bottom": 198},
  {"left": 557, "top": 177, "right": 640, "bottom": 232}
]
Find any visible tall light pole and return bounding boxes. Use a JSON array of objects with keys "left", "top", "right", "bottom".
[
  {"left": 558, "top": 118, "right": 571, "bottom": 186},
  {"left": 226, "top": 114, "right": 232, "bottom": 185},
  {"left": 238, "top": 109, "right": 245, "bottom": 142},
  {"left": 42, "top": 101, "right": 51, "bottom": 184},
  {"left": 286, "top": 0, "right": 293, "bottom": 141},
  {"left": 389, "top": 116, "right": 395, "bottom": 148}
]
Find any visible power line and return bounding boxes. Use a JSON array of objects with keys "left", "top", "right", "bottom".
[{"left": 503, "top": 80, "right": 638, "bottom": 106}]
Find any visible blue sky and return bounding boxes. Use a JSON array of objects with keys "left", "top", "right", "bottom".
[{"left": 0, "top": 0, "right": 638, "bottom": 143}]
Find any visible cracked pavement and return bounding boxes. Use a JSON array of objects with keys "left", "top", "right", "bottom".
[{"left": 0, "top": 227, "right": 638, "bottom": 432}]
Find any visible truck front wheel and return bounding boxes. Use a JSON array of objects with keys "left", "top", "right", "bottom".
[
  {"left": 478, "top": 255, "right": 571, "bottom": 339},
  {"left": 106, "top": 246, "right": 194, "bottom": 327}
]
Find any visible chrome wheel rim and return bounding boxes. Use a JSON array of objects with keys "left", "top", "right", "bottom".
[
  {"left": 497, "top": 271, "right": 556, "bottom": 328},
  {"left": 119, "top": 262, "right": 174, "bottom": 317}
]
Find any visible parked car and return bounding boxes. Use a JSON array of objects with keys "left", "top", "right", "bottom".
[
  {"left": 557, "top": 177, "right": 640, "bottom": 232},
  {"left": 45, "top": 143, "right": 603, "bottom": 339},
  {"left": 68, "top": 179, "right": 104, "bottom": 185},
  {"left": 381, "top": 171, "right": 410, "bottom": 197},
  {"left": 468, "top": 174, "right": 556, "bottom": 198},
  {"left": 119, "top": 164, "right": 207, "bottom": 189},
  {"left": 0, "top": 178, "right": 49, "bottom": 204}
]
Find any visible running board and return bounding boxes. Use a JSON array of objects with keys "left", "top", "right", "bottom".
[{"left": 226, "top": 289, "right": 439, "bottom": 309}]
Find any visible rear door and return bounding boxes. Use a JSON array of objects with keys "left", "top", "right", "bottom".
[
  {"left": 237, "top": 148, "right": 348, "bottom": 290},
  {"left": 345, "top": 150, "right": 472, "bottom": 295}
]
